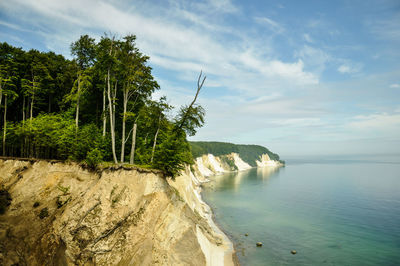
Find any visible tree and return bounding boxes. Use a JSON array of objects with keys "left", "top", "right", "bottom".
[
  {"left": 70, "top": 35, "right": 96, "bottom": 130},
  {"left": 152, "top": 125, "right": 193, "bottom": 177},
  {"left": 118, "top": 35, "right": 159, "bottom": 163},
  {"left": 150, "top": 97, "right": 172, "bottom": 163},
  {"left": 64, "top": 69, "right": 92, "bottom": 123},
  {"left": 153, "top": 71, "right": 206, "bottom": 177},
  {"left": 25, "top": 50, "right": 52, "bottom": 122},
  {"left": 175, "top": 71, "right": 206, "bottom": 136},
  {"left": 96, "top": 35, "right": 119, "bottom": 163},
  {"left": 0, "top": 39, "right": 208, "bottom": 176},
  {"left": 0, "top": 43, "right": 15, "bottom": 108},
  {"left": 2, "top": 81, "right": 18, "bottom": 156}
]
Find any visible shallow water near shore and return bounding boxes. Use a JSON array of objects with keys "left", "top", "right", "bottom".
[{"left": 202, "top": 157, "right": 400, "bottom": 265}]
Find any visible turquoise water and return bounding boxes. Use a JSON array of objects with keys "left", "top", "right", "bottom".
[{"left": 202, "top": 159, "right": 400, "bottom": 265}]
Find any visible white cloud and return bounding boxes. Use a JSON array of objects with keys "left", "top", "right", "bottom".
[
  {"left": 295, "top": 45, "right": 330, "bottom": 74},
  {"left": 5, "top": 0, "right": 399, "bottom": 157},
  {"left": 389, "top": 83, "right": 400, "bottom": 88},
  {"left": 254, "top": 17, "right": 285, "bottom": 34},
  {"left": 0, "top": 20, "right": 33, "bottom": 32},
  {"left": 338, "top": 65, "right": 351, "bottom": 73},
  {"left": 206, "top": 0, "right": 238, "bottom": 13},
  {"left": 0, "top": 0, "right": 319, "bottom": 97},
  {"left": 337, "top": 63, "right": 362, "bottom": 74},
  {"left": 348, "top": 112, "right": 400, "bottom": 134},
  {"left": 303, "top": 33, "right": 313, "bottom": 43}
]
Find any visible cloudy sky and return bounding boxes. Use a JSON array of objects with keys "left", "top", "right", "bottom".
[{"left": 1, "top": 0, "right": 399, "bottom": 158}]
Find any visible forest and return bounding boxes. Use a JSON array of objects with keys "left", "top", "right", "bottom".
[{"left": 0, "top": 35, "right": 205, "bottom": 176}]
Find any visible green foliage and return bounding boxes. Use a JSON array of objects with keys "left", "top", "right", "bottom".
[
  {"left": 110, "top": 186, "right": 126, "bottom": 207},
  {"left": 72, "top": 123, "right": 106, "bottom": 161},
  {"left": 7, "top": 113, "right": 108, "bottom": 160},
  {"left": 190, "top": 141, "right": 239, "bottom": 158},
  {"left": 70, "top": 35, "right": 96, "bottom": 70},
  {"left": 56, "top": 185, "right": 70, "bottom": 195},
  {"left": 152, "top": 128, "right": 193, "bottom": 177},
  {"left": 176, "top": 105, "right": 205, "bottom": 137},
  {"left": 1, "top": 37, "right": 205, "bottom": 178},
  {"left": 237, "top": 144, "right": 281, "bottom": 166},
  {"left": 85, "top": 148, "right": 103, "bottom": 168},
  {"left": 220, "top": 155, "right": 238, "bottom": 170}
]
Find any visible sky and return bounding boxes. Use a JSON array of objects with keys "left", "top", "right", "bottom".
[{"left": 1, "top": 0, "right": 399, "bottom": 158}]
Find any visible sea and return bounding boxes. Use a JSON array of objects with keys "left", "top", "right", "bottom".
[{"left": 202, "top": 155, "right": 400, "bottom": 266}]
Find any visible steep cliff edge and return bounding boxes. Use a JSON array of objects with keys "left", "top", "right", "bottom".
[
  {"left": 190, "top": 142, "right": 283, "bottom": 167},
  {"left": 191, "top": 152, "right": 283, "bottom": 177},
  {"left": 0, "top": 159, "right": 235, "bottom": 266}
]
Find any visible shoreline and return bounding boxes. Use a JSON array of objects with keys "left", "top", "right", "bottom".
[
  {"left": 200, "top": 188, "right": 241, "bottom": 266},
  {"left": 196, "top": 179, "right": 240, "bottom": 266},
  {"left": 195, "top": 162, "right": 284, "bottom": 266}
]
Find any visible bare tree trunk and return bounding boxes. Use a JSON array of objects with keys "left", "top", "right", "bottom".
[
  {"left": 75, "top": 73, "right": 81, "bottom": 131},
  {"left": 178, "top": 71, "right": 206, "bottom": 130},
  {"left": 48, "top": 94, "right": 51, "bottom": 113},
  {"left": 120, "top": 84, "right": 128, "bottom": 163},
  {"left": 107, "top": 69, "right": 118, "bottom": 164},
  {"left": 112, "top": 81, "right": 117, "bottom": 132},
  {"left": 22, "top": 95, "right": 25, "bottom": 122},
  {"left": 3, "top": 96, "right": 7, "bottom": 156},
  {"left": 102, "top": 78, "right": 106, "bottom": 137},
  {"left": 26, "top": 100, "right": 29, "bottom": 123},
  {"left": 0, "top": 82, "right": 3, "bottom": 107},
  {"left": 30, "top": 93, "right": 34, "bottom": 122},
  {"left": 151, "top": 128, "right": 159, "bottom": 164},
  {"left": 129, "top": 122, "right": 137, "bottom": 165},
  {"left": 151, "top": 115, "right": 162, "bottom": 163}
]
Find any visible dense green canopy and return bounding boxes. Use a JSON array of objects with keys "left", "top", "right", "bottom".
[{"left": 0, "top": 35, "right": 205, "bottom": 176}]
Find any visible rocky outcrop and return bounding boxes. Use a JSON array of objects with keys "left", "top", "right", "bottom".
[
  {"left": 0, "top": 159, "right": 235, "bottom": 266},
  {"left": 256, "top": 154, "right": 283, "bottom": 168}
]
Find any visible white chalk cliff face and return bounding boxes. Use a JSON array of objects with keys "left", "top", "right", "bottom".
[
  {"left": 193, "top": 152, "right": 282, "bottom": 177},
  {"left": 230, "top": 153, "right": 252, "bottom": 171},
  {"left": 0, "top": 153, "right": 281, "bottom": 266},
  {"left": 256, "top": 154, "right": 282, "bottom": 168}
]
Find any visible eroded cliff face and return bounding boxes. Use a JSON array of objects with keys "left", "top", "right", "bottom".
[
  {"left": 0, "top": 159, "right": 234, "bottom": 266},
  {"left": 191, "top": 153, "right": 282, "bottom": 177}
]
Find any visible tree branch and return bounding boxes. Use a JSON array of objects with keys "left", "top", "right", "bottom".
[{"left": 178, "top": 70, "right": 206, "bottom": 130}]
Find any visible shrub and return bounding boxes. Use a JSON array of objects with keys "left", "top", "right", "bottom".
[{"left": 85, "top": 148, "right": 103, "bottom": 168}]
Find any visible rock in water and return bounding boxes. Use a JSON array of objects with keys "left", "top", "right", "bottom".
[
  {"left": 256, "top": 242, "right": 262, "bottom": 247},
  {"left": 245, "top": 233, "right": 248, "bottom": 236},
  {"left": 291, "top": 250, "right": 297, "bottom": 255}
]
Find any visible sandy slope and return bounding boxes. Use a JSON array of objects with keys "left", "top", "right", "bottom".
[{"left": 0, "top": 159, "right": 235, "bottom": 266}]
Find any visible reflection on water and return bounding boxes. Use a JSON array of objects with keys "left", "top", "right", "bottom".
[
  {"left": 205, "top": 166, "right": 282, "bottom": 192},
  {"left": 202, "top": 162, "right": 400, "bottom": 266},
  {"left": 257, "top": 165, "right": 281, "bottom": 179}
]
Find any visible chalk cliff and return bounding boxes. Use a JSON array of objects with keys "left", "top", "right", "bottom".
[
  {"left": 192, "top": 152, "right": 282, "bottom": 177},
  {"left": 0, "top": 152, "right": 281, "bottom": 265},
  {"left": 0, "top": 159, "right": 235, "bottom": 266}
]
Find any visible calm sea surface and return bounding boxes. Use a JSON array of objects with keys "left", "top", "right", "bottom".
[{"left": 202, "top": 157, "right": 400, "bottom": 265}]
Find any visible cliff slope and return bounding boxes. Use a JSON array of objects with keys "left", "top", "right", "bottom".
[
  {"left": 190, "top": 152, "right": 282, "bottom": 177},
  {"left": 190, "top": 141, "right": 283, "bottom": 167},
  {"left": 0, "top": 159, "right": 234, "bottom": 266}
]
